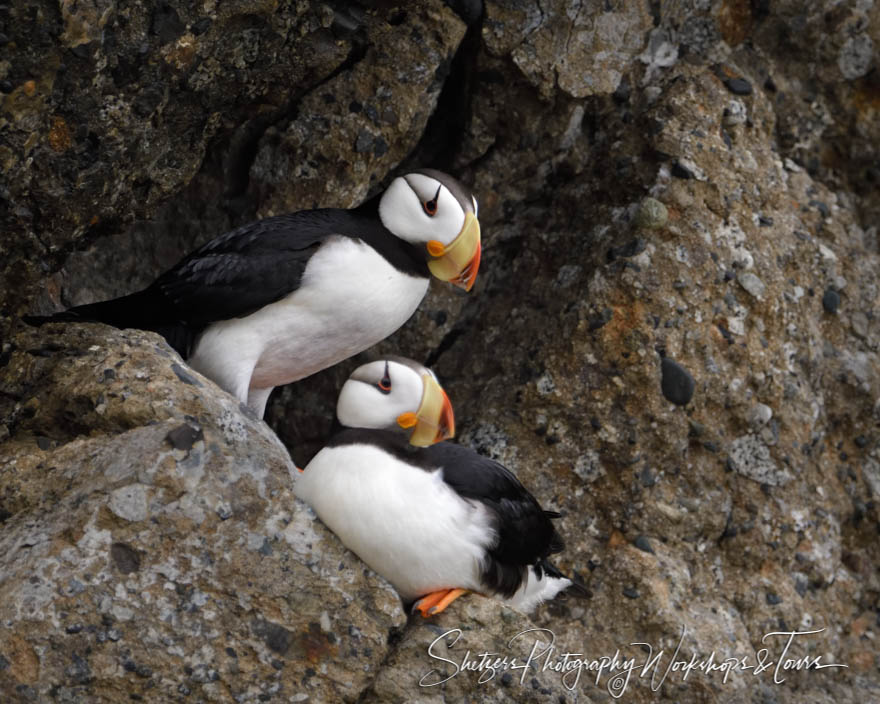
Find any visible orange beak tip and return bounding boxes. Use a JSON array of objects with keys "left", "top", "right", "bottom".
[
  {"left": 463, "top": 242, "right": 481, "bottom": 292},
  {"left": 438, "top": 392, "right": 455, "bottom": 441}
]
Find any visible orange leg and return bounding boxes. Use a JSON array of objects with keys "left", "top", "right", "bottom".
[{"left": 412, "top": 588, "right": 468, "bottom": 617}]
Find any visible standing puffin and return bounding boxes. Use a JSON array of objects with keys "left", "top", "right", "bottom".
[
  {"left": 24, "top": 170, "right": 481, "bottom": 417},
  {"left": 295, "top": 358, "right": 580, "bottom": 616}
]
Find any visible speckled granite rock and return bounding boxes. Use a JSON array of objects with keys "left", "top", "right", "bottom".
[
  {"left": 2, "top": 0, "right": 880, "bottom": 702},
  {"left": 248, "top": 2, "right": 467, "bottom": 216},
  {"left": 482, "top": 0, "right": 653, "bottom": 99},
  {"left": 0, "top": 326, "right": 405, "bottom": 702},
  {"left": 361, "top": 596, "right": 582, "bottom": 703},
  {"left": 2, "top": 1, "right": 353, "bottom": 314}
]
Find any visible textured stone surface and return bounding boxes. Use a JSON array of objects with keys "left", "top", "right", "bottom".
[
  {"left": 249, "top": 3, "right": 467, "bottom": 217},
  {"left": 1, "top": 1, "right": 356, "bottom": 314},
  {"left": 0, "top": 326, "right": 405, "bottom": 702},
  {"left": 3, "top": 0, "right": 880, "bottom": 701},
  {"left": 361, "top": 596, "right": 578, "bottom": 703}
]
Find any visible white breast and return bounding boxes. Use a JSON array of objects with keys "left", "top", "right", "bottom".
[
  {"left": 294, "top": 443, "right": 495, "bottom": 602},
  {"left": 187, "top": 238, "right": 429, "bottom": 401}
]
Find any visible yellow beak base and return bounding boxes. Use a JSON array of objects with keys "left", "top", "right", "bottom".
[{"left": 406, "top": 374, "right": 455, "bottom": 447}]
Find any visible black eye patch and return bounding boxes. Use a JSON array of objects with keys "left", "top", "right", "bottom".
[{"left": 378, "top": 361, "right": 392, "bottom": 394}]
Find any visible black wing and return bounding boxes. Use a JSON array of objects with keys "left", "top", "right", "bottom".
[
  {"left": 150, "top": 209, "right": 355, "bottom": 326},
  {"left": 420, "top": 442, "right": 564, "bottom": 595}
]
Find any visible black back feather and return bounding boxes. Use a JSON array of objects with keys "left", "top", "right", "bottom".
[{"left": 23, "top": 207, "right": 428, "bottom": 357}]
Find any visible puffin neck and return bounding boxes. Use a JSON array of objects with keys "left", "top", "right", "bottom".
[{"left": 325, "top": 427, "right": 438, "bottom": 469}]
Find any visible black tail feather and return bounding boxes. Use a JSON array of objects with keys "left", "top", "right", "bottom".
[
  {"left": 70, "top": 290, "right": 161, "bottom": 329},
  {"left": 24, "top": 290, "right": 153, "bottom": 329},
  {"left": 539, "top": 559, "right": 592, "bottom": 600},
  {"left": 22, "top": 290, "right": 196, "bottom": 357}
]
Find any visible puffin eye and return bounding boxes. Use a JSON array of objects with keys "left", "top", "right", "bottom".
[
  {"left": 423, "top": 185, "right": 441, "bottom": 217},
  {"left": 378, "top": 361, "right": 392, "bottom": 395}
]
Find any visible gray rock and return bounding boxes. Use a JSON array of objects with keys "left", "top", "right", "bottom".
[
  {"left": 737, "top": 271, "right": 767, "bottom": 300},
  {"left": 107, "top": 483, "right": 150, "bottom": 522},
  {"left": 722, "top": 99, "right": 748, "bottom": 127},
  {"left": 635, "top": 197, "right": 669, "bottom": 229},
  {"left": 360, "top": 597, "right": 578, "bottom": 703},
  {"left": 822, "top": 289, "right": 841, "bottom": 314},
  {"left": 0, "top": 326, "right": 405, "bottom": 701},
  {"left": 729, "top": 435, "right": 793, "bottom": 486},
  {"left": 838, "top": 34, "right": 874, "bottom": 80},
  {"left": 660, "top": 357, "right": 696, "bottom": 406},
  {"left": 851, "top": 311, "right": 869, "bottom": 339},
  {"left": 748, "top": 403, "right": 773, "bottom": 428}
]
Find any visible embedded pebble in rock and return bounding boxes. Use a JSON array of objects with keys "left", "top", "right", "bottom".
[
  {"left": 107, "top": 484, "right": 150, "bottom": 523},
  {"left": 634, "top": 197, "right": 668, "bottom": 229},
  {"left": 723, "top": 76, "right": 753, "bottom": 95},
  {"left": 747, "top": 403, "right": 773, "bottom": 428},
  {"left": 573, "top": 449, "right": 604, "bottom": 483},
  {"left": 737, "top": 271, "right": 766, "bottom": 300},
  {"left": 660, "top": 357, "right": 696, "bottom": 406},
  {"left": 822, "top": 289, "right": 840, "bottom": 314},
  {"left": 165, "top": 422, "right": 204, "bottom": 451},
  {"left": 672, "top": 160, "right": 696, "bottom": 179},
  {"left": 851, "top": 311, "right": 869, "bottom": 339},
  {"left": 766, "top": 592, "right": 783, "bottom": 606},
  {"left": 838, "top": 35, "right": 874, "bottom": 80},
  {"left": 722, "top": 99, "right": 748, "bottom": 127},
  {"left": 863, "top": 459, "right": 880, "bottom": 498},
  {"left": 536, "top": 372, "right": 556, "bottom": 395},
  {"left": 588, "top": 307, "right": 614, "bottom": 331},
  {"left": 608, "top": 237, "right": 647, "bottom": 261},
  {"left": 729, "top": 435, "right": 793, "bottom": 486},
  {"left": 633, "top": 535, "right": 654, "bottom": 554},
  {"left": 554, "top": 264, "right": 581, "bottom": 288}
]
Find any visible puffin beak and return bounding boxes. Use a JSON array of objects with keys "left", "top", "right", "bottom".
[
  {"left": 434, "top": 387, "right": 456, "bottom": 443},
  {"left": 426, "top": 211, "right": 481, "bottom": 292},
  {"left": 403, "top": 374, "right": 456, "bottom": 447}
]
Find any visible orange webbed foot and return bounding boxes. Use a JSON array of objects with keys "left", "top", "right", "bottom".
[{"left": 412, "top": 588, "right": 468, "bottom": 617}]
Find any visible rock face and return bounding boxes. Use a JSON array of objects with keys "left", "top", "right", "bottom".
[
  {"left": 2, "top": 1, "right": 879, "bottom": 702},
  {"left": 0, "top": 326, "right": 405, "bottom": 702}
]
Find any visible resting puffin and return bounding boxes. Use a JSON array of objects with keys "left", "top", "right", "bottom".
[
  {"left": 295, "top": 358, "right": 580, "bottom": 616},
  {"left": 24, "top": 170, "right": 481, "bottom": 417}
]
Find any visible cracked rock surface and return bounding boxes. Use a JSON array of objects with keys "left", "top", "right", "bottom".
[
  {"left": 0, "top": 326, "right": 405, "bottom": 702},
  {"left": 2, "top": 0, "right": 879, "bottom": 702}
]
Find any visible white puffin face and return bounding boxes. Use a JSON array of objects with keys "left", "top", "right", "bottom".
[
  {"left": 378, "top": 170, "right": 478, "bottom": 247},
  {"left": 378, "top": 169, "right": 482, "bottom": 291},
  {"left": 336, "top": 357, "right": 455, "bottom": 446}
]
